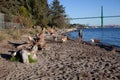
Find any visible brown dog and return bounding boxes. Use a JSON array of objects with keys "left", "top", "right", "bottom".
[{"left": 62, "top": 36, "right": 67, "bottom": 43}]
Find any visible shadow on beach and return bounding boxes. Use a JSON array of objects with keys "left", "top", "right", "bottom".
[{"left": 0, "top": 53, "right": 11, "bottom": 60}]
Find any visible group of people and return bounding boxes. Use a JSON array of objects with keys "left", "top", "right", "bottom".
[
  {"left": 50, "top": 27, "right": 83, "bottom": 42},
  {"left": 49, "top": 27, "right": 101, "bottom": 44}
]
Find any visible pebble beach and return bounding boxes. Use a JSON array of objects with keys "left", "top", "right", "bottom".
[{"left": 0, "top": 29, "right": 120, "bottom": 80}]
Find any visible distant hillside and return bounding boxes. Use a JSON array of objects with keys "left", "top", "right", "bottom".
[{"left": 104, "top": 25, "right": 120, "bottom": 28}]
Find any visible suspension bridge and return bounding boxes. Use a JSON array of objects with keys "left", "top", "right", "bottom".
[{"left": 67, "top": 6, "right": 120, "bottom": 28}]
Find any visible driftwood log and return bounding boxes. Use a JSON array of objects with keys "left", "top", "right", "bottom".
[
  {"left": 16, "top": 28, "right": 46, "bottom": 50},
  {"left": 9, "top": 28, "right": 46, "bottom": 63}
]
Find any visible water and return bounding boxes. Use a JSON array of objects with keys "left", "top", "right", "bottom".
[{"left": 66, "top": 28, "right": 120, "bottom": 47}]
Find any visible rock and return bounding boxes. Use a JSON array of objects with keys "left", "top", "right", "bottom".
[
  {"left": 20, "top": 49, "right": 30, "bottom": 64},
  {"left": 30, "top": 45, "right": 38, "bottom": 60},
  {"left": 31, "top": 53, "right": 37, "bottom": 60}
]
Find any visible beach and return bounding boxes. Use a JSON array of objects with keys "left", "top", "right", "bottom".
[{"left": 0, "top": 29, "right": 120, "bottom": 80}]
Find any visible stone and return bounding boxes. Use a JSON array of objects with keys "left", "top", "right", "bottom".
[{"left": 20, "top": 49, "right": 30, "bottom": 64}]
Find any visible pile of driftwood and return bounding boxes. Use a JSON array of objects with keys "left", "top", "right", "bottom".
[
  {"left": 8, "top": 28, "right": 68, "bottom": 64},
  {"left": 9, "top": 28, "right": 47, "bottom": 64}
]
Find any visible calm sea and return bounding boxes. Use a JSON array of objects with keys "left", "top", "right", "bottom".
[{"left": 66, "top": 28, "right": 120, "bottom": 47}]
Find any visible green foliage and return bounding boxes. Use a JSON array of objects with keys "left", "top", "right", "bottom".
[
  {"left": 1, "top": 7, "right": 9, "bottom": 14},
  {"left": 0, "top": 0, "right": 68, "bottom": 29},
  {"left": 0, "top": 0, "right": 19, "bottom": 15},
  {"left": 19, "top": 6, "right": 30, "bottom": 17},
  {"left": 4, "top": 13, "right": 13, "bottom": 22},
  {"left": 31, "top": 0, "right": 48, "bottom": 26},
  {"left": 28, "top": 55, "right": 37, "bottom": 63},
  {"left": 10, "top": 56, "right": 20, "bottom": 62},
  {"left": 48, "top": 0, "right": 68, "bottom": 28},
  {"left": 10, "top": 55, "right": 37, "bottom": 63}
]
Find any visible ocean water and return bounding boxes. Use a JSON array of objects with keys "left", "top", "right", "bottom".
[{"left": 66, "top": 28, "right": 120, "bottom": 47}]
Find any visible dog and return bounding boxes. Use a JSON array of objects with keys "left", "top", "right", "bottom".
[
  {"left": 91, "top": 38, "right": 100, "bottom": 43},
  {"left": 62, "top": 36, "right": 67, "bottom": 43}
]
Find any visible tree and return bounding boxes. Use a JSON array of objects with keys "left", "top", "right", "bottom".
[
  {"left": 0, "top": 0, "right": 19, "bottom": 14},
  {"left": 48, "top": 0, "right": 67, "bottom": 28},
  {"left": 19, "top": 6, "right": 29, "bottom": 17},
  {"left": 26, "top": 0, "right": 48, "bottom": 27},
  {"left": 0, "top": 0, "right": 50, "bottom": 28}
]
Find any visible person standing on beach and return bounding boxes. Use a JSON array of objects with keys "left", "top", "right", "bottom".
[
  {"left": 50, "top": 27, "right": 57, "bottom": 41},
  {"left": 50, "top": 27, "right": 54, "bottom": 35},
  {"left": 78, "top": 28, "right": 83, "bottom": 42}
]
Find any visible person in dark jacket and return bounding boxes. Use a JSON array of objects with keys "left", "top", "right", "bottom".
[{"left": 78, "top": 28, "right": 83, "bottom": 42}]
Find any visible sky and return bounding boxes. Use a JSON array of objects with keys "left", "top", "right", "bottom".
[{"left": 48, "top": 0, "right": 120, "bottom": 26}]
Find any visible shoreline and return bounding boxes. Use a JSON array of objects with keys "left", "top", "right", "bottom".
[
  {"left": 64, "top": 29, "right": 120, "bottom": 52},
  {"left": 0, "top": 29, "right": 120, "bottom": 79}
]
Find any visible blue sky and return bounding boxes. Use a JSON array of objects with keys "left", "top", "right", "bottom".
[{"left": 48, "top": 0, "right": 120, "bottom": 26}]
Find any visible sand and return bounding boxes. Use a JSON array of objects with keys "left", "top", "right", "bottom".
[{"left": 0, "top": 29, "right": 120, "bottom": 80}]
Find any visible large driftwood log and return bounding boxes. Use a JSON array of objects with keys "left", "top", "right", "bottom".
[
  {"left": 16, "top": 35, "right": 36, "bottom": 50},
  {"left": 9, "top": 28, "right": 47, "bottom": 63},
  {"left": 36, "top": 28, "right": 46, "bottom": 49},
  {"left": 16, "top": 43, "right": 32, "bottom": 50},
  {"left": 10, "top": 28, "right": 46, "bottom": 50},
  {"left": 28, "top": 35, "right": 36, "bottom": 43}
]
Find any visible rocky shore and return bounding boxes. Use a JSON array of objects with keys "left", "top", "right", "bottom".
[{"left": 0, "top": 29, "right": 120, "bottom": 80}]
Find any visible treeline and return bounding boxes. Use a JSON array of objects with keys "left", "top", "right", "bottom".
[{"left": 0, "top": 0, "right": 69, "bottom": 28}]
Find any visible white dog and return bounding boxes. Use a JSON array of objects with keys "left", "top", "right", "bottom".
[{"left": 91, "top": 38, "right": 100, "bottom": 43}]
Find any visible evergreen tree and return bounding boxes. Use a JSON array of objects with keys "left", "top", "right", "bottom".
[
  {"left": 28, "top": 0, "right": 48, "bottom": 27},
  {"left": 0, "top": 0, "right": 18, "bottom": 14},
  {"left": 0, "top": 0, "right": 69, "bottom": 28},
  {"left": 48, "top": 0, "right": 67, "bottom": 28}
]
